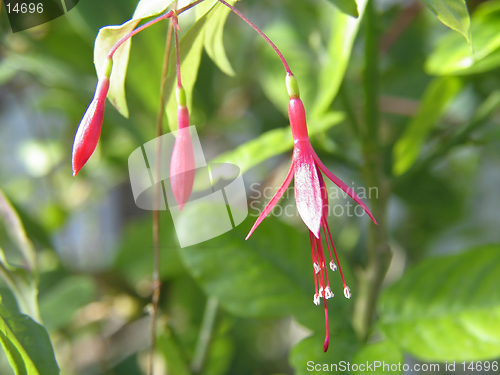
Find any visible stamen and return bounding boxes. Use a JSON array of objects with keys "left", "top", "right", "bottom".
[
  {"left": 324, "top": 218, "right": 348, "bottom": 288},
  {"left": 344, "top": 286, "right": 352, "bottom": 299},
  {"left": 313, "top": 293, "right": 320, "bottom": 306},
  {"left": 323, "top": 296, "right": 330, "bottom": 352},
  {"left": 324, "top": 286, "right": 334, "bottom": 299},
  {"left": 309, "top": 232, "right": 319, "bottom": 297},
  {"left": 318, "top": 286, "right": 324, "bottom": 298},
  {"left": 329, "top": 261, "right": 337, "bottom": 272},
  {"left": 321, "top": 216, "right": 336, "bottom": 264}
]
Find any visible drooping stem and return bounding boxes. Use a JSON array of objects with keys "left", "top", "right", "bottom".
[
  {"left": 217, "top": 0, "right": 292, "bottom": 74},
  {"left": 149, "top": 11, "right": 175, "bottom": 375},
  {"left": 352, "top": 0, "right": 392, "bottom": 341},
  {"left": 107, "top": 0, "right": 205, "bottom": 60}
]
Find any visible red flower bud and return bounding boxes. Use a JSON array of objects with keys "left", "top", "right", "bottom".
[
  {"left": 170, "top": 106, "right": 195, "bottom": 211},
  {"left": 71, "top": 77, "right": 110, "bottom": 176}
]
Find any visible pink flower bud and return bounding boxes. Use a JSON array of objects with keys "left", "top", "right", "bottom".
[
  {"left": 170, "top": 106, "right": 195, "bottom": 211},
  {"left": 71, "top": 77, "right": 110, "bottom": 176}
]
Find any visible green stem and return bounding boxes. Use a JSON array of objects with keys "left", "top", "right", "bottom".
[
  {"left": 363, "top": 0, "right": 379, "bottom": 142},
  {"left": 191, "top": 297, "right": 218, "bottom": 374},
  {"left": 353, "top": 0, "right": 392, "bottom": 341}
]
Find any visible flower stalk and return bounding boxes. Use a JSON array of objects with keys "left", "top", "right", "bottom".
[{"left": 169, "top": 14, "right": 196, "bottom": 211}]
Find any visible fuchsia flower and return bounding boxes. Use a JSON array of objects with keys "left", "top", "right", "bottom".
[
  {"left": 170, "top": 87, "right": 195, "bottom": 211},
  {"left": 246, "top": 74, "right": 378, "bottom": 352},
  {"left": 72, "top": 58, "right": 112, "bottom": 176}
]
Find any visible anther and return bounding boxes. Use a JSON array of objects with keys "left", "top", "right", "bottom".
[
  {"left": 324, "top": 286, "right": 334, "bottom": 299},
  {"left": 313, "top": 294, "right": 320, "bottom": 306},
  {"left": 329, "top": 261, "right": 337, "bottom": 272},
  {"left": 319, "top": 286, "right": 324, "bottom": 297},
  {"left": 313, "top": 262, "right": 320, "bottom": 274},
  {"left": 343, "top": 286, "right": 351, "bottom": 299}
]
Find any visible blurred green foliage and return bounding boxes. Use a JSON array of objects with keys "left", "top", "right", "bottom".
[{"left": 0, "top": 0, "right": 499, "bottom": 374}]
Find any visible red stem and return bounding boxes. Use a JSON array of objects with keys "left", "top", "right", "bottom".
[
  {"left": 107, "top": 11, "right": 173, "bottom": 59},
  {"left": 217, "top": 0, "right": 292, "bottom": 74},
  {"left": 173, "top": 15, "right": 182, "bottom": 88},
  {"left": 107, "top": 0, "right": 205, "bottom": 60}
]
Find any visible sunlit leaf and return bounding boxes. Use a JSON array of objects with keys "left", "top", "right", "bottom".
[
  {"left": 393, "top": 77, "right": 462, "bottom": 176},
  {"left": 379, "top": 245, "right": 500, "bottom": 361},
  {"left": 426, "top": 1, "right": 500, "bottom": 75},
  {"left": 312, "top": 0, "right": 367, "bottom": 118},
  {"left": 421, "top": 0, "right": 471, "bottom": 45},
  {"left": 211, "top": 112, "right": 344, "bottom": 173},
  {"left": 94, "top": 0, "right": 175, "bottom": 118},
  {"left": 0, "top": 300, "right": 59, "bottom": 375},
  {"left": 204, "top": 1, "right": 237, "bottom": 76},
  {"left": 133, "top": 0, "right": 175, "bottom": 19},
  {"left": 323, "top": 0, "right": 359, "bottom": 18},
  {"left": 94, "top": 20, "right": 139, "bottom": 118}
]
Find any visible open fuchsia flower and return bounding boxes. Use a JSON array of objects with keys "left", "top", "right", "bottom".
[
  {"left": 71, "top": 57, "right": 112, "bottom": 176},
  {"left": 246, "top": 74, "right": 378, "bottom": 352}
]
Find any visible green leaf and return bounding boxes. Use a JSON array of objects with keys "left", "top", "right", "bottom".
[
  {"left": 0, "top": 249, "right": 40, "bottom": 324},
  {"left": 312, "top": 0, "right": 367, "bottom": 118},
  {"left": 94, "top": 0, "right": 175, "bottom": 118},
  {"left": 165, "top": 15, "right": 209, "bottom": 131},
  {"left": 0, "top": 189, "right": 36, "bottom": 271},
  {"left": 94, "top": 20, "right": 139, "bottom": 118},
  {"left": 392, "top": 77, "right": 462, "bottom": 176},
  {"left": 426, "top": 1, "right": 500, "bottom": 75},
  {"left": 323, "top": 0, "right": 359, "bottom": 18},
  {"left": 211, "top": 112, "right": 344, "bottom": 174},
  {"left": 289, "top": 328, "right": 358, "bottom": 374},
  {"left": 352, "top": 339, "right": 403, "bottom": 375},
  {"left": 379, "top": 244, "right": 500, "bottom": 361},
  {"left": 204, "top": 1, "right": 237, "bottom": 76},
  {"left": 179, "top": 208, "right": 353, "bottom": 333},
  {"left": 0, "top": 301, "right": 59, "bottom": 375},
  {"left": 421, "top": 0, "right": 471, "bottom": 45},
  {"left": 113, "top": 213, "right": 184, "bottom": 286},
  {"left": 39, "top": 276, "right": 96, "bottom": 331}
]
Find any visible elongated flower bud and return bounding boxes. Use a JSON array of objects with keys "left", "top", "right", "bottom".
[
  {"left": 170, "top": 87, "right": 195, "bottom": 211},
  {"left": 72, "top": 58, "right": 112, "bottom": 176}
]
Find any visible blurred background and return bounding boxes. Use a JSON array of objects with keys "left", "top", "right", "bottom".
[{"left": 0, "top": 0, "right": 499, "bottom": 374}]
